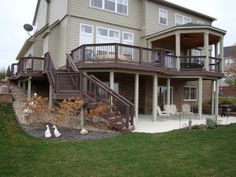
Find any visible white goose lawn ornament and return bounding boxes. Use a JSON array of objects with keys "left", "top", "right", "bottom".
[
  {"left": 52, "top": 125, "right": 62, "bottom": 138},
  {"left": 45, "top": 125, "right": 51, "bottom": 138}
]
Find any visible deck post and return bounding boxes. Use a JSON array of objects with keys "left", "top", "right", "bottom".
[
  {"left": 134, "top": 73, "right": 139, "bottom": 122},
  {"left": 220, "top": 37, "right": 224, "bottom": 72},
  {"left": 204, "top": 32, "right": 209, "bottom": 71},
  {"left": 215, "top": 79, "right": 219, "bottom": 118},
  {"left": 153, "top": 74, "right": 158, "bottom": 121},
  {"left": 49, "top": 84, "right": 53, "bottom": 109},
  {"left": 211, "top": 80, "right": 215, "bottom": 115},
  {"left": 167, "top": 78, "right": 171, "bottom": 105},
  {"left": 80, "top": 106, "right": 85, "bottom": 127},
  {"left": 17, "top": 80, "right": 21, "bottom": 88},
  {"left": 23, "top": 81, "right": 26, "bottom": 90},
  {"left": 175, "top": 33, "right": 180, "bottom": 71},
  {"left": 198, "top": 77, "right": 203, "bottom": 119},
  {"left": 27, "top": 77, "right": 32, "bottom": 101},
  {"left": 110, "top": 71, "right": 114, "bottom": 104}
]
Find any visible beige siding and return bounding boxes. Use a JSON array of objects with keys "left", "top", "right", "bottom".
[
  {"left": 35, "top": 0, "right": 48, "bottom": 31},
  {"left": 49, "top": 0, "right": 68, "bottom": 25},
  {"left": 33, "top": 35, "right": 44, "bottom": 57},
  {"left": 69, "top": 0, "right": 143, "bottom": 30},
  {"left": 23, "top": 46, "right": 33, "bottom": 57},
  {"left": 67, "top": 16, "right": 143, "bottom": 52},
  {"left": 58, "top": 18, "right": 68, "bottom": 68},
  {"left": 43, "top": 35, "right": 49, "bottom": 55},
  {"left": 48, "top": 25, "right": 60, "bottom": 68},
  {"left": 145, "top": 1, "right": 212, "bottom": 36}
]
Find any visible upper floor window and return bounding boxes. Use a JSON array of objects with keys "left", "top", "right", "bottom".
[
  {"left": 80, "top": 24, "right": 94, "bottom": 45},
  {"left": 197, "top": 20, "right": 204, "bottom": 24},
  {"left": 159, "top": 8, "right": 168, "bottom": 26},
  {"left": 175, "top": 13, "right": 192, "bottom": 26},
  {"left": 90, "top": 0, "right": 128, "bottom": 15}
]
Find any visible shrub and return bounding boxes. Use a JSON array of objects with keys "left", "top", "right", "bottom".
[
  {"left": 192, "top": 124, "right": 205, "bottom": 129},
  {"left": 206, "top": 117, "right": 218, "bottom": 129}
]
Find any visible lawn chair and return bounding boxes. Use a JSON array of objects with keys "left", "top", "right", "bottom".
[
  {"left": 156, "top": 106, "right": 170, "bottom": 121},
  {"left": 182, "top": 104, "right": 194, "bottom": 119},
  {"left": 171, "top": 104, "right": 182, "bottom": 119}
]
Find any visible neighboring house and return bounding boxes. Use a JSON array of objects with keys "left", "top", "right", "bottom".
[
  {"left": 10, "top": 0, "right": 226, "bottom": 131},
  {"left": 219, "top": 45, "right": 236, "bottom": 97}
]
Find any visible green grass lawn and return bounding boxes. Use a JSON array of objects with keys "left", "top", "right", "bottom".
[{"left": 1, "top": 103, "right": 236, "bottom": 177}]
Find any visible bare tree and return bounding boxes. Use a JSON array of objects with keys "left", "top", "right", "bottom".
[{"left": 224, "top": 44, "right": 236, "bottom": 89}]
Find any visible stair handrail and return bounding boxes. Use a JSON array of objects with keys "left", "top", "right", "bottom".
[
  {"left": 45, "top": 52, "right": 56, "bottom": 88},
  {"left": 66, "top": 54, "right": 79, "bottom": 72}
]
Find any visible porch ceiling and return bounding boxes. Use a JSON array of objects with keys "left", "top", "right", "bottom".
[{"left": 152, "top": 33, "right": 221, "bottom": 50}]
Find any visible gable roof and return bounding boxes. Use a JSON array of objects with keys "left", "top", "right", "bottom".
[{"left": 149, "top": 0, "right": 216, "bottom": 22}]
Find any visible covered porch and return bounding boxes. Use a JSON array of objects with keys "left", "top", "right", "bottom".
[
  {"left": 86, "top": 71, "right": 220, "bottom": 124},
  {"left": 147, "top": 23, "right": 226, "bottom": 73}
]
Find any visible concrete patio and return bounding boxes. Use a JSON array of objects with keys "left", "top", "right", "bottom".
[{"left": 133, "top": 114, "right": 236, "bottom": 133}]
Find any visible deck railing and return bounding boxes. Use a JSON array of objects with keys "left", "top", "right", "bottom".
[
  {"left": 180, "top": 56, "right": 206, "bottom": 70},
  {"left": 71, "top": 43, "right": 166, "bottom": 68},
  {"left": 71, "top": 43, "right": 222, "bottom": 73},
  {"left": 10, "top": 57, "right": 44, "bottom": 77},
  {"left": 209, "top": 56, "right": 221, "bottom": 72}
]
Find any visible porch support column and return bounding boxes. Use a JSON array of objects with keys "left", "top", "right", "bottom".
[
  {"left": 27, "top": 77, "right": 32, "bottom": 101},
  {"left": 17, "top": 80, "right": 21, "bottom": 88},
  {"left": 204, "top": 32, "right": 209, "bottom": 71},
  {"left": 215, "top": 79, "right": 219, "bottom": 118},
  {"left": 23, "top": 81, "right": 26, "bottom": 90},
  {"left": 49, "top": 85, "right": 53, "bottom": 109},
  {"left": 175, "top": 33, "right": 181, "bottom": 71},
  {"left": 167, "top": 78, "right": 171, "bottom": 105},
  {"left": 134, "top": 73, "right": 139, "bottom": 122},
  {"left": 214, "top": 43, "right": 218, "bottom": 58},
  {"left": 109, "top": 71, "right": 114, "bottom": 90},
  {"left": 153, "top": 74, "right": 158, "bottom": 121},
  {"left": 198, "top": 77, "right": 203, "bottom": 119},
  {"left": 219, "top": 37, "right": 224, "bottom": 72},
  {"left": 211, "top": 80, "right": 215, "bottom": 115}
]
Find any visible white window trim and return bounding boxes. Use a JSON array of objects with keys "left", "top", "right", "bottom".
[
  {"left": 183, "top": 86, "right": 197, "bottom": 101},
  {"left": 175, "top": 13, "right": 192, "bottom": 26},
  {"left": 122, "top": 32, "right": 134, "bottom": 44},
  {"left": 159, "top": 8, "right": 168, "bottom": 26},
  {"left": 90, "top": 0, "right": 129, "bottom": 16},
  {"left": 96, "top": 27, "right": 120, "bottom": 40},
  {"left": 80, "top": 23, "right": 94, "bottom": 35}
]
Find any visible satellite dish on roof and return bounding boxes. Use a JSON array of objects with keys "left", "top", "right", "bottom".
[{"left": 23, "top": 24, "right": 33, "bottom": 32}]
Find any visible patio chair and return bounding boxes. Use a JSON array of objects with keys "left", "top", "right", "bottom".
[
  {"left": 156, "top": 106, "right": 170, "bottom": 121},
  {"left": 182, "top": 104, "right": 194, "bottom": 119},
  {"left": 164, "top": 104, "right": 181, "bottom": 119}
]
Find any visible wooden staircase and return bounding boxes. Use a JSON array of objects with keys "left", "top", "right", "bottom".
[{"left": 44, "top": 52, "right": 134, "bottom": 131}]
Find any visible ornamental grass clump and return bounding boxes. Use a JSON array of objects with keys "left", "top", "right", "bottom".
[{"left": 206, "top": 117, "right": 218, "bottom": 129}]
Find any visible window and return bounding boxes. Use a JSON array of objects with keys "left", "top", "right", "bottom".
[
  {"left": 80, "top": 24, "right": 93, "bottom": 45},
  {"left": 159, "top": 8, "right": 168, "bottom": 25},
  {"left": 96, "top": 27, "right": 120, "bottom": 43},
  {"left": 197, "top": 20, "right": 204, "bottom": 24},
  {"left": 117, "top": 0, "right": 128, "bottom": 14},
  {"left": 184, "top": 86, "right": 197, "bottom": 101},
  {"left": 90, "top": 0, "right": 128, "bottom": 15},
  {"left": 91, "top": 0, "right": 103, "bottom": 8},
  {"left": 175, "top": 13, "right": 192, "bottom": 25},
  {"left": 122, "top": 32, "right": 133, "bottom": 59},
  {"left": 105, "top": 0, "right": 115, "bottom": 11}
]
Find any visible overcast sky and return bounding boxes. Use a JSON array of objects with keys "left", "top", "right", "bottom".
[{"left": 0, "top": 0, "right": 235, "bottom": 69}]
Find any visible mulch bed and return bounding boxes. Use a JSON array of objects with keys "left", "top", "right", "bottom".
[{"left": 21, "top": 124, "right": 120, "bottom": 141}]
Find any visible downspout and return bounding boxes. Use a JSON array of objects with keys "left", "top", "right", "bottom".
[{"left": 45, "top": 0, "right": 50, "bottom": 25}]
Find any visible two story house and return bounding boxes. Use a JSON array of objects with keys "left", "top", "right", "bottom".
[{"left": 10, "top": 0, "right": 226, "bottom": 131}]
